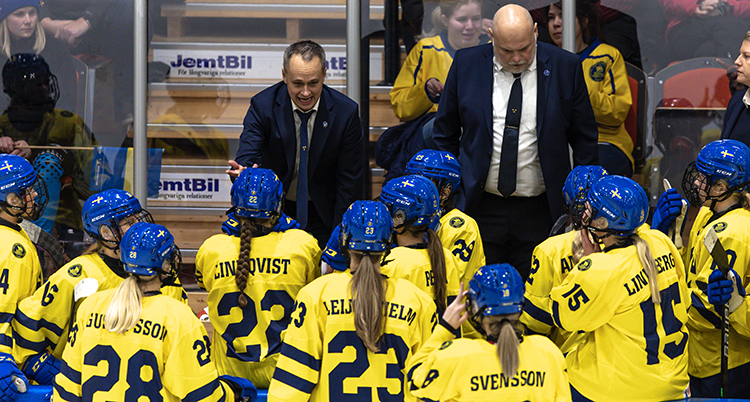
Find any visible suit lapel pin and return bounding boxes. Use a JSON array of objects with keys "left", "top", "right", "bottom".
[
  {"left": 544, "top": 70, "right": 550, "bottom": 76},
  {"left": 322, "top": 121, "right": 329, "bottom": 128}
]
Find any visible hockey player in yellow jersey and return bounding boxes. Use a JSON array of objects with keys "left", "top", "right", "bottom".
[
  {"left": 196, "top": 168, "right": 320, "bottom": 388},
  {"left": 409, "top": 263, "right": 570, "bottom": 401},
  {"left": 53, "top": 222, "right": 256, "bottom": 401},
  {"left": 522, "top": 165, "right": 607, "bottom": 352},
  {"left": 379, "top": 175, "right": 461, "bottom": 315},
  {"left": 12, "top": 189, "right": 187, "bottom": 386},
  {"left": 405, "top": 149, "right": 486, "bottom": 288},
  {"left": 679, "top": 139, "right": 750, "bottom": 398},
  {"left": 550, "top": 176, "right": 689, "bottom": 401},
  {"left": 268, "top": 200, "right": 438, "bottom": 402},
  {"left": 0, "top": 154, "right": 46, "bottom": 401}
]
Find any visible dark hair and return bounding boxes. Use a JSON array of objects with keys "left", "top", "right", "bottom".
[
  {"left": 546, "top": 0, "right": 604, "bottom": 45},
  {"left": 283, "top": 40, "right": 326, "bottom": 73},
  {"left": 235, "top": 217, "right": 262, "bottom": 308}
]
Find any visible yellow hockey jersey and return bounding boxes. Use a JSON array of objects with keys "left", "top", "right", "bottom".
[
  {"left": 438, "top": 208, "right": 486, "bottom": 289},
  {"left": 53, "top": 289, "right": 236, "bottom": 401},
  {"left": 13, "top": 252, "right": 187, "bottom": 365},
  {"left": 0, "top": 222, "right": 42, "bottom": 356},
  {"left": 684, "top": 206, "right": 750, "bottom": 378},
  {"left": 267, "top": 271, "right": 438, "bottom": 402},
  {"left": 550, "top": 229, "right": 689, "bottom": 401},
  {"left": 390, "top": 34, "right": 454, "bottom": 122},
  {"left": 195, "top": 231, "right": 321, "bottom": 386},
  {"left": 581, "top": 39, "right": 634, "bottom": 167},
  {"left": 521, "top": 230, "right": 578, "bottom": 352},
  {"left": 408, "top": 325, "right": 571, "bottom": 401},
  {"left": 382, "top": 245, "right": 461, "bottom": 308}
]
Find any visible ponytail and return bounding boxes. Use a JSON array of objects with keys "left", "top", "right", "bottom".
[
  {"left": 486, "top": 313, "right": 521, "bottom": 378},
  {"left": 740, "top": 189, "right": 750, "bottom": 211},
  {"left": 633, "top": 235, "right": 660, "bottom": 304},
  {"left": 350, "top": 251, "right": 387, "bottom": 352},
  {"left": 425, "top": 228, "right": 447, "bottom": 311},
  {"left": 235, "top": 218, "right": 257, "bottom": 309},
  {"left": 571, "top": 230, "right": 585, "bottom": 265},
  {"left": 105, "top": 276, "right": 143, "bottom": 334}
]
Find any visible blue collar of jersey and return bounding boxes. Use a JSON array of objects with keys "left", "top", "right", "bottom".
[
  {"left": 578, "top": 37, "right": 602, "bottom": 61},
  {"left": 0, "top": 217, "right": 21, "bottom": 232},
  {"left": 706, "top": 202, "right": 742, "bottom": 227}
]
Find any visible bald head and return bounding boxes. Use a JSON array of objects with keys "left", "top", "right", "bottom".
[{"left": 489, "top": 4, "right": 537, "bottom": 74}]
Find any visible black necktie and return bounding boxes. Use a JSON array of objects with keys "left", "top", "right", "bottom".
[
  {"left": 295, "top": 110, "right": 311, "bottom": 228},
  {"left": 498, "top": 72, "right": 522, "bottom": 197}
]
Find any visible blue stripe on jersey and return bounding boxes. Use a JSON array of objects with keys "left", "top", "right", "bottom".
[
  {"left": 0, "top": 313, "right": 13, "bottom": 324},
  {"left": 272, "top": 367, "right": 317, "bottom": 394},
  {"left": 0, "top": 334, "right": 11, "bottom": 348},
  {"left": 421, "top": 398, "right": 439, "bottom": 402},
  {"left": 53, "top": 381, "right": 81, "bottom": 402},
  {"left": 551, "top": 300, "right": 567, "bottom": 331},
  {"left": 279, "top": 343, "right": 321, "bottom": 371},
  {"left": 523, "top": 297, "right": 554, "bottom": 326},
  {"left": 407, "top": 362, "right": 422, "bottom": 391},
  {"left": 60, "top": 361, "right": 81, "bottom": 384},
  {"left": 12, "top": 330, "right": 52, "bottom": 352},
  {"left": 690, "top": 293, "right": 721, "bottom": 329},
  {"left": 184, "top": 379, "right": 225, "bottom": 402},
  {"left": 15, "top": 310, "right": 65, "bottom": 337}
]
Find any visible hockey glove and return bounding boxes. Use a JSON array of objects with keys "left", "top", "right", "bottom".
[
  {"left": 272, "top": 213, "right": 300, "bottom": 232},
  {"left": 21, "top": 352, "right": 60, "bottom": 386},
  {"left": 322, "top": 224, "right": 347, "bottom": 272},
  {"left": 219, "top": 374, "right": 257, "bottom": 402},
  {"left": 652, "top": 189, "right": 683, "bottom": 235},
  {"left": 0, "top": 353, "right": 28, "bottom": 402},
  {"left": 708, "top": 268, "right": 746, "bottom": 314},
  {"left": 221, "top": 210, "right": 241, "bottom": 237}
]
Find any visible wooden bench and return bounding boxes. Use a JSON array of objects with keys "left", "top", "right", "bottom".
[{"left": 162, "top": 3, "right": 385, "bottom": 42}]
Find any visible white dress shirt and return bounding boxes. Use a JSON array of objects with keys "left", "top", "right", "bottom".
[
  {"left": 485, "top": 54, "right": 546, "bottom": 197},
  {"left": 287, "top": 97, "right": 320, "bottom": 201}
]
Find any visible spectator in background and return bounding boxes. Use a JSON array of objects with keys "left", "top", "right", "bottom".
[
  {"left": 721, "top": 31, "right": 750, "bottom": 145},
  {"left": 0, "top": 0, "right": 77, "bottom": 114},
  {"left": 661, "top": 0, "right": 749, "bottom": 62},
  {"left": 378, "top": 0, "right": 486, "bottom": 182},
  {"left": 547, "top": 0, "right": 634, "bottom": 177}
]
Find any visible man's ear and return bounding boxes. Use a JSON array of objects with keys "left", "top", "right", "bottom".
[{"left": 534, "top": 22, "right": 538, "bottom": 39}]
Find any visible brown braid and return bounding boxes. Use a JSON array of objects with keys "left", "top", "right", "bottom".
[{"left": 235, "top": 217, "right": 255, "bottom": 308}]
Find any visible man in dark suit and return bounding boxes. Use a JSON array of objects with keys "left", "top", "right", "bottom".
[
  {"left": 230, "top": 40, "right": 365, "bottom": 246},
  {"left": 433, "top": 4, "right": 598, "bottom": 278},
  {"left": 721, "top": 33, "right": 750, "bottom": 145}
]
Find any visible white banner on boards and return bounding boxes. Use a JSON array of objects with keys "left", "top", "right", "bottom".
[
  {"left": 151, "top": 172, "right": 232, "bottom": 203},
  {"left": 152, "top": 48, "right": 383, "bottom": 81}
]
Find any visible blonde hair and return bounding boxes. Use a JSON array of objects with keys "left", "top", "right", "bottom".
[
  {"left": 426, "top": 0, "right": 482, "bottom": 37},
  {"left": 105, "top": 276, "right": 143, "bottom": 334},
  {"left": 485, "top": 312, "right": 521, "bottom": 378},
  {"left": 349, "top": 251, "right": 387, "bottom": 352},
  {"left": 633, "top": 234, "right": 660, "bottom": 304},
  {"left": 0, "top": 18, "right": 46, "bottom": 59}
]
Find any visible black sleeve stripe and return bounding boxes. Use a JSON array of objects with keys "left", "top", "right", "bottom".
[
  {"left": 60, "top": 361, "right": 81, "bottom": 384},
  {"left": 272, "top": 367, "right": 317, "bottom": 394},
  {"left": 279, "top": 343, "right": 321, "bottom": 372},
  {"left": 690, "top": 293, "right": 721, "bottom": 329},
  {"left": 522, "top": 296, "right": 555, "bottom": 327},
  {"left": 14, "top": 310, "right": 65, "bottom": 337},
  {"left": 183, "top": 378, "right": 226, "bottom": 402},
  {"left": 551, "top": 301, "right": 567, "bottom": 331},
  {"left": 53, "top": 381, "right": 81, "bottom": 402}
]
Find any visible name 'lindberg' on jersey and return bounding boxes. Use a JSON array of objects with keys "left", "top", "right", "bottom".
[{"left": 624, "top": 252, "right": 676, "bottom": 296}]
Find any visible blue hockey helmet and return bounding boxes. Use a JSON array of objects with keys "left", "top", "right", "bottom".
[
  {"left": 120, "top": 222, "right": 179, "bottom": 278},
  {"left": 340, "top": 200, "right": 393, "bottom": 253},
  {"left": 379, "top": 175, "right": 440, "bottom": 228},
  {"left": 682, "top": 139, "right": 750, "bottom": 206},
  {"left": 586, "top": 175, "right": 648, "bottom": 236},
  {"left": 82, "top": 190, "right": 152, "bottom": 244},
  {"left": 230, "top": 168, "right": 283, "bottom": 219},
  {"left": 467, "top": 264, "right": 524, "bottom": 335},
  {"left": 0, "top": 154, "right": 48, "bottom": 220},
  {"left": 563, "top": 165, "right": 608, "bottom": 229},
  {"left": 405, "top": 149, "right": 461, "bottom": 190}
]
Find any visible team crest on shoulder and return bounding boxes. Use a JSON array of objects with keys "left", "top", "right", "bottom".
[
  {"left": 12, "top": 243, "right": 25, "bottom": 258},
  {"left": 577, "top": 258, "right": 592, "bottom": 271},
  {"left": 712, "top": 222, "right": 728, "bottom": 233},
  {"left": 439, "top": 340, "right": 453, "bottom": 350},
  {"left": 589, "top": 61, "right": 607, "bottom": 82},
  {"left": 68, "top": 264, "right": 83, "bottom": 278},
  {"left": 449, "top": 217, "right": 465, "bottom": 228}
]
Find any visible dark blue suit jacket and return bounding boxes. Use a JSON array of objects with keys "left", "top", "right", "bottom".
[
  {"left": 235, "top": 82, "right": 365, "bottom": 230},
  {"left": 721, "top": 90, "right": 750, "bottom": 145},
  {"left": 433, "top": 42, "right": 599, "bottom": 218}
]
